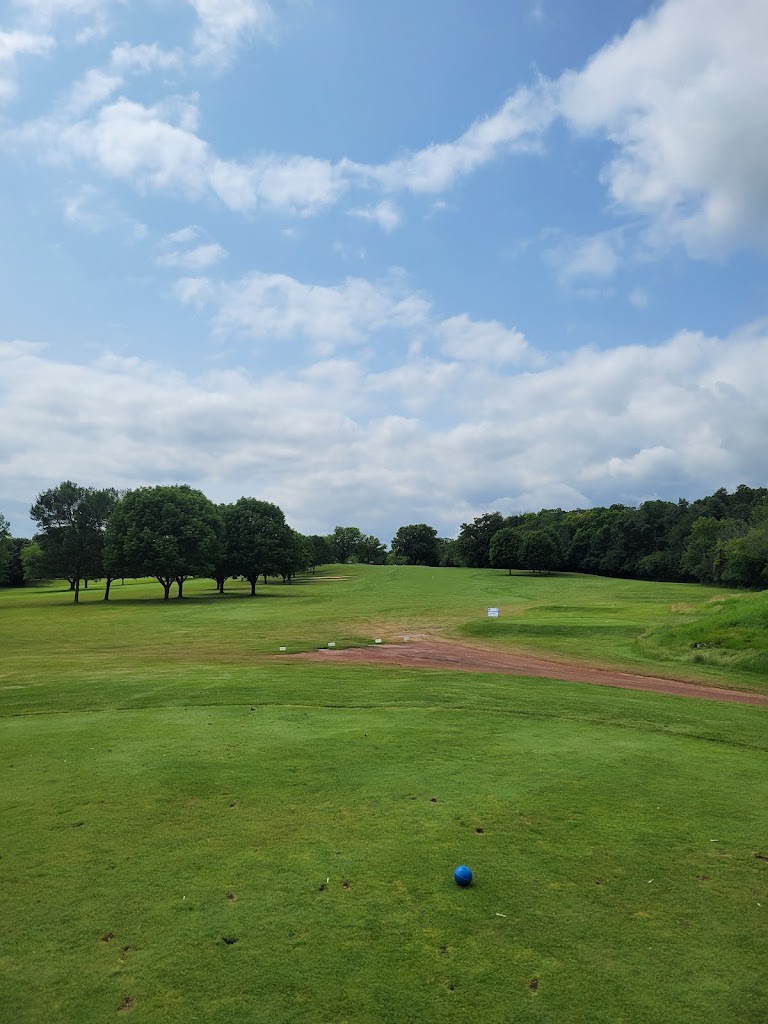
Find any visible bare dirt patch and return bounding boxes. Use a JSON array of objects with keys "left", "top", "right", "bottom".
[
  {"left": 117, "top": 995, "right": 135, "bottom": 1013},
  {"left": 291, "top": 640, "right": 768, "bottom": 706}
]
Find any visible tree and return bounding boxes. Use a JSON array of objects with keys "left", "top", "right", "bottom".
[
  {"left": 0, "top": 513, "right": 10, "bottom": 584},
  {"left": 681, "top": 517, "right": 735, "bottom": 584},
  {"left": 275, "top": 529, "right": 312, "bottom": 583},
  {"left": 391, "top": 523, "right": 440, "bottom": 566},
  {"left": 211, "top": 503, "right": 236, "bottom": 593},
  {"left": 328, "top": 526, "right": 364, "bottom": 564},
  {"left": 0, "top": 537, "right": 30, "bottom": 587},
  {"left": 437, "top": 537, "right": 461, "bottom": 567},
  {"left": 308, "top": 535, "right": 333, "bottom": 573},
  {"left": 357, "top": 534, "right": 387, "bottom": 564},
  {"left": 456, "top": 512, "right": 505, "bottom": 567},
  {"left": 489, "top": 527, "right": 522, "bottom": 575},
  {"left": 520, "top": 529, "right": 562, "bottom": 574},
  {"left": 20, "top": 540, "right": 46, "bottom": 582},
  {"left": 30, "top": 482, "right": 118, "bottom": 603},
  {"left": 104, "top": 485, "right": 222, "bottom": 599},
  {"left": 225, "top": 498, "right": 287, "bottom": 595}
]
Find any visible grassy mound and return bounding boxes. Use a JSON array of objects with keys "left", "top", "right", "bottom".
[{"left": 639, "top": 592, "right": 768, "bottom": 674}]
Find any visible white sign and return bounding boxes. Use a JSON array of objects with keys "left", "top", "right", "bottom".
[{"left": 487, "top": 607, "right": 500, "bottom": 618}]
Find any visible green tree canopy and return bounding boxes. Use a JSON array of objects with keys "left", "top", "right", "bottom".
[
  {"left": 30, "top": 482, "right": 118, "bottom": 602},
  {"left": 328, "top": 526, "right": 364, "bottom": 564},
  {"left": 357, "top": 534, "right": 387, "bottom": 564},
  {"left": 520, "top": 529, "right": 562, "bottom": 575},
  {"left": 456, "top": 512, "right": 505, "bottom": 567},
  {"left": 105, "top": 485, "right": 222, "bottom": 600},
  {"left": 225, "top": 498, "right": 288, "bottom": 594},
  {"left": 391, "top": 523, "right": 440, "bottom": 566},
  {"left": 308, "top": 535, "right": 333, "bottom": 571},
  {"left": 489, "top": 527, "right": 522, "bottom": 575}
]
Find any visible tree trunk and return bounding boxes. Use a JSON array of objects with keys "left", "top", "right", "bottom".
[
  {"left": 104, "top": 577, "right": 112, "bottom": 601},
  {"left": 84, "top": 578, "right": 89, "bottom": 589},
  {"left": 176, "top": 577, "right": 185, "bottom": 598},
  {"left": 262, "top": 573, "right": 268, "bottom": 585},
  {"left": 68, "top": 578, "right": 76, "bottom": 591},
  {"left": 158, "top": 578, "right": 172, "bottom": 600},
  {"left": 249, "top": 578, "right": 257, "bottom": 596},
  {"left": 73, "top": 577, "right": 80, "bottom": 604}
]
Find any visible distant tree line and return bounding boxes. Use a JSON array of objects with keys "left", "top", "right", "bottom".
[
  {"left": 2, "top": 482, "right": 767, "bottom": 598},
  {"left": 457, "top": 484, "right": 768, "bottom": 587},
  {"left": 2, "top": 482, "right": 392, "bottom": 602}
]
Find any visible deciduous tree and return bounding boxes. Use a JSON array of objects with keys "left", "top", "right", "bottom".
[
  {"left": 489, "top": 527, "right": 522, "bottom": 575},
  {"left": 105, "top": 485, "right": 222, "bottom": 599},
  {"left": 30, "top": 482, "right": 118, "bottom": 603},
  {"left": 391, "top": 524, "right": 440, "bottom": 566}
]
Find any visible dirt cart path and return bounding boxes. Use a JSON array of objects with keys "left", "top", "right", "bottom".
[{"left": 292, "top": 640, "right": 768, "bottom": 706}]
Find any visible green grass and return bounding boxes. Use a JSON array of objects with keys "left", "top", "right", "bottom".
[{"left": 1, "top": 566, "right": 767, "bottom": 1022}]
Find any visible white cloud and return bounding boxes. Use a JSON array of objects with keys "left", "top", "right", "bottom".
[
  {"left": 189, "top": 0, "right": 276, "bottom": 68},
  {"left": 0, "top": 29, "right": 53, "bottom": 102},
  {"left": 366, "top": 83, "right": 557, "bottom": 193},
  {"left": 348, "top": 200, "right": 402, "bottom": 233},
  {"left": 163, "top": 226, "right": 201, "bottom": 245},
  {"left": 549, "top": 232, "right": 622, "bottom": 284},
  {"left": 2, "top": 323, "right": 768, "bottom": 540},
  {"left": 109, "top": 43, "right": 183, "bottom": 74},
  {"left": 12, "top": 0, "right": 106, "bottom": 22},
  {"left": 437, "top": 314, "right": 528, "bottom": 363},
  {"left": 65, "top": 67, "right": 122, "bottom": 115},
  {"left": 7, "top": 0, "right": 768, "bottom": 265},
  {"left": 559, "top": 0, "right": 768, "bottom": 253},
  {"left": 191, "top": 271, "right": 431, "bottom": 348},
  {"left": 49, "top": 97, "right": 211, "bottom": 196},
  {"left": 61, "top": 183, "right": 147, "bottom": 239},
  {"left": 158, "top": 242, "right": 228, "bottom": 270}
]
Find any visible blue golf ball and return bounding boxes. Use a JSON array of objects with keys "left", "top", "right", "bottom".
[{"left": 454, "top": 865, "right": 473, "bottom": 887}]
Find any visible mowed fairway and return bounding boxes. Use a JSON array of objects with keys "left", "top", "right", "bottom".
[{"left": 1, "top": 566, "right": 767, "bottom": 1023}]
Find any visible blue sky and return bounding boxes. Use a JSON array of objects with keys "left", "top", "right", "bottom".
[{"left": 1, "top": 0, "right": 767, "bottom": 542}]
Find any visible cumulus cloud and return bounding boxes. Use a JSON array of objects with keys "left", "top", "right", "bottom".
[
  {"left": 0, "top": 29, "right": 53, "bottom": 102},
  {"left": 365, "top": 83, "right": 558, "bottom": 194},
  {"left": 436, "top": 314, "right": 528, "bottom": 364},
  {"left": 3, "top": 322, "right": 767, "bottom": 539},
  {"left": 348, "top": 200, "right": 402, "bottom": 233},
  {"left": 12, "top": 0, "right": 107, "bottom": 23},
  {"left": 157, "top": 241, "right": 228, "bottom": 270},
  {"left": 6, "top": 0, "right": 768, "bottom": 263},
  {"left": 186, "top": 271, "right": 432, "bottom": 348},
  {"left": 547, "top": 231, "right": 623, "bottom": 286},
  {"left": 62, "top": 183, "right": 147, "bottom": 239},
  {"left": 188, "top": 0, "right": 276, "bottom": 68},
  {"left": 559, "top": 0, "right": 768, "bottom": 253},
  {"left": 109, "top": 43, "right": 183, "bottom": 74}
]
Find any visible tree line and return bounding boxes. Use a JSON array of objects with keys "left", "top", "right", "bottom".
[
  {"left": 1, "top": 482, "right": 767, "bottom": 598},
  {"left": 0, "top": 482, "right": 392, "bottom": 603},
  {"left": 455, "top": 484, "right": 768, "bottom": 587}
]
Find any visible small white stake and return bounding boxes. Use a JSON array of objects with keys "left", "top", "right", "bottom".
[
  {"left": 279, "top": 647, "right": 286, "bottom": 652},
  {"left": 328, "top": 642, "right": 336, "bottom": 648},
  {"left": 375, "top": 639, "right": 382, "bottom": 644}
]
